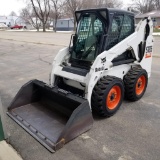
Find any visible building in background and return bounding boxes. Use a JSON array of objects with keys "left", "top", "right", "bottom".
[
  {"left": 0, "top": 16, "right": 14, "bottom": 27},
  {"left": 0, "top": 16, "right": 26, "bottom": 27},
  {"left": 0, "top": 15, "right": 74, "bottom": 31},
  {"left": 135, "top": 10, "right": 160, "bottom": 27},
  {"left": 51, "top": 18, "right": 74, "bottom": 31}
]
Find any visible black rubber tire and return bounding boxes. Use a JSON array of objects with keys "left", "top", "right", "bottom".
[
  {"left": 124, "top": 67, "right": 148, "bottom": 101},
  {"left": 91, "top": 76, "right": 124, "bottom": 117}
]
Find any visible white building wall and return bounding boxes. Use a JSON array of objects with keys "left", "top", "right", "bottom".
[
  {"left": 0, "top": 16, "right": 10, "bottom": 26},
  {"left": 54, "top": 18, "right": 74, "bottom": 31},
  {"left": 0, "top": 16, "right": 26, "bottom": 27},
  {"left": 56, "top": 20, "right": 69, "bottom": 28},
  {"left": 69, "top": 19, "right": 74, "bottom": 28}
]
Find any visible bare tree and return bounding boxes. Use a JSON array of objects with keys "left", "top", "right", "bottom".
[
  {"left": 63, "top": 0, "right": 84, "bottom": 30},
  {"left": 30, "top": 0, "right": 51, "bottom": 32},
  {"left": 131, "top": 0, "right": 159, "bottom": 13},
  {"left": 51, "top": 0, "right": 63, "bottom": 32},
  {"left": 155, "top": 0, "right": 160, "bottom": 9},
  {"left": 84, "top": 0, "right": 122, "bottom": 8},
  {"left": 20, "top": 6, "right": 41, "bottom": 31},
  {"left": 127, "top": 7, "right": 140, "bottom": 14},
  {"left": 9, "top": 11, "right": 17, "bottom": 16},
  {"left": 64, "top": 0, "right": 122, "bottom": 31}
]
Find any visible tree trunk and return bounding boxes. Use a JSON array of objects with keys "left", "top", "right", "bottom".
[
  {"left": 73, "top": 15, "right": 76, "bottom": 31},
  {"left": 53, "top": 20, "right": 55, "bottom": 32},
  {"left": 54, "top": 20, "right": 57, "bottom": 32},
  {"left": 43, "top": 23, "right": 46, "bottom": 32},
  {"left": 74, "top": 19, "right": 76, "bottom": 31}
]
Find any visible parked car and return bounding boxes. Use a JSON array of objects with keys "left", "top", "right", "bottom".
[
  {"left": 10, "top": 25, "right": 23, "bottom": 29},
  {"left": 155, "top": 25, "right": 160, "bottom": 29}
]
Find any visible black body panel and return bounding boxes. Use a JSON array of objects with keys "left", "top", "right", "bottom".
[{"left": 62, "top": 66, "right": 89, "bottom": 76}]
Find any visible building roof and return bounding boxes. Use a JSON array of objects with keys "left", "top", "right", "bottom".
[{"left": 135, "top": 10, "right": 160, "bottom": 18}]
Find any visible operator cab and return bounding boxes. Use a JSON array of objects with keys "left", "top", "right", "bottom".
[{"left": 69, "top": 8, "right": 135, "bottom": 69}]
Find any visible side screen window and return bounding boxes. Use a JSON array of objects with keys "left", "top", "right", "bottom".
[
  {"left": 94, "top": 19, "right": 103, "bottom": 34},
  {"left": 119, "top": 15, "right": 134, "bottom": 41},
  {"left": 111, "top": 19, "right": 119, "bottom": 32},
  {"left": 111, "top": 15, "right": 123, "bottom": 34},
  {"left": 106, "top": 14, "right": 123, "bottom": 50}
]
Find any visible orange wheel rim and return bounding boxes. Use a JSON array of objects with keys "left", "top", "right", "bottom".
[
  {"left": 136, "top": 75, "right": 146, "bottom": 95},
  {"left": 106, "top": 85, "right": 121, "bottom": 110}
]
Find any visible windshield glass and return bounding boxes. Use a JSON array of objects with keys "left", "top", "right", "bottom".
[{"left": 71, "top": 13, "right": 103, "bottom": 62}]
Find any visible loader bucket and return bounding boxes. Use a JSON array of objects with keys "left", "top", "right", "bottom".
[{"left": 7, "top": 80, "right": 93, "bottom": 152}]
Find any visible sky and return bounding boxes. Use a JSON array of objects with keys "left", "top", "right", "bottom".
[
  {"left": 0, "top": 0, "right": 26, "bottom": 16},
  {"left": 0, "top": 0, "right": 132, "bottom": 16}
]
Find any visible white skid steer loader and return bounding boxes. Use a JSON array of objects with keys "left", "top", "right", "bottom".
[{"left": 7, "top": 8, "right": 153, "bottom": 152}]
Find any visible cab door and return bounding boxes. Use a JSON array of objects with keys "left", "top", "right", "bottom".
[{"left": 105, "top": 13, "right": 134, "bottom": 50}]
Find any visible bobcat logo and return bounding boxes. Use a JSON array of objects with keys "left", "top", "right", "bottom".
[
  {"left": 101, "top": 57, "right": 106, "bottom": 63},
  {"left": 95, "top": 67, "right": 104, "bottom": 72}
]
